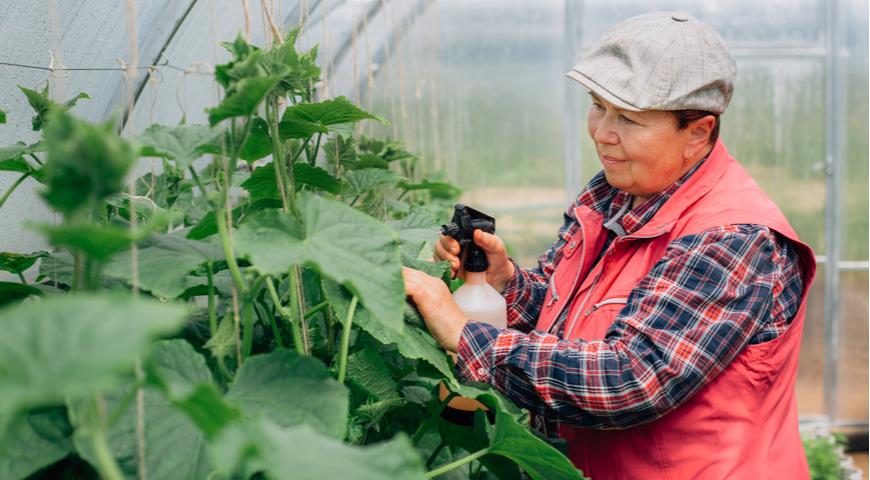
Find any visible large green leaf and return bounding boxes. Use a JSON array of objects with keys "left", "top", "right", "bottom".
[
  {"left": 225, "top": 350, "right": 348, "bottom": 439},
  {"left": 0, "top": 294, "right": 187, "bottom": 412},
  {"left": 241, "top": 163, "right": 342, "bottom": 201},
  {"left": 235, "top": 192, "right": 404, "bottom": 332},
  {"left": 0, "top": 110, "right": 5, "bottom": 124},
  {"left": 0, "top": 251, "right": 49, "bottom": 275},
  {"left": 447, "top": 387, "right": 586, "bottom": 480},
  {"left": 237, "top": 117, "right": 273, "bottom": 162},
  {"left": 136, "top": 124, "right": 219, "bottom": 169},
  {"left": 35, "top": 222, "right": 135, "bottom": 262},
  {"left": 72, "top": 340, "right": 216, "bottom": 480},
  {"left": 344, "top": 168, "right": 399, "bottom": 196},
  {"left": 211, "top": 421, "right": 425, "bottom": 480},
  {"left": 105, "top": 234, "right": 223, "bottom": 299},
  {"left": 0, "top": 281, "right": 44, "bottom": 307},
  {"left": 398, "top": 180, "right": 462, "bottom": 200},
  {"left": 35, "top": 251, "right": 74, "bottom": 286},
  {"left": 207, "top": 74, "right": 285, "bottom": 126},
  {"left": 346, "top": 348, "right": 400, "bottom": 401},
  {"left": 279, "top": 97, "right": 386, "bottom": 138},
  {"left": 0, "top": 407, "right": 72, "bottom": 480},
  {"left": 321, "top": 280, "right": 458, "bottom": 389},
  {"left": 488, "top": 410, "right": 586, "bottom": 480},
  {"left": 388, "top": 206, "right": 443, "bottom": 246},
  {"left": 41, "top": 109, "right": 136, "bottom": 215}
]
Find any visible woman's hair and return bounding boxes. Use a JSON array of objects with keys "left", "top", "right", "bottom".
[{"left": 673, "top": 110, "right": 720, "bottom": 145}]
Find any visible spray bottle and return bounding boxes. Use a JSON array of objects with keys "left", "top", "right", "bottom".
[{"left": 437, "top": 204, "right": 507, "bottom": 420}]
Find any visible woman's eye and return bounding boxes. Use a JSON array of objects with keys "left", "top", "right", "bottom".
[
  {"left": 591, "top": 102, "right": 604, "bottom": 111},
  {"left": 619, "top": 114, "right": 637, "bottom": 124}
]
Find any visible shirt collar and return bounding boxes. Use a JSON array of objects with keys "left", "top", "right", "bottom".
[{"left": 579, "top": 156, "right": 707, "bottom": 236}]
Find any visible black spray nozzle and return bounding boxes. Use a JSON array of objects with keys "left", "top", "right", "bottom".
[{"left": 440, "top": 204, "right": 496, "bottom": 273}]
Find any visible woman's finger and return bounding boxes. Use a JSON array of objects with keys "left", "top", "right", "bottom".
[{"left": 474, "top": 229, "right": 505, "bottom": 254}]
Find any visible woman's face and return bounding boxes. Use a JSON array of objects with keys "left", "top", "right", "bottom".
[{"left": 586, "top": 93, "right": 711, "bottom": 204}]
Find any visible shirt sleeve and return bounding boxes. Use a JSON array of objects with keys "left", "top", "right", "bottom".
[
  {"left": 454, "top": 224, "right": 804, "bottom": 430},
  {"left": 501, "top": 205, "right": 582, "bottom": 333}
]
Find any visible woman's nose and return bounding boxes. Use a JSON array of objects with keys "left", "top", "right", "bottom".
[{"left": 591, "top": 116, "right": 619, "bottom": 145}]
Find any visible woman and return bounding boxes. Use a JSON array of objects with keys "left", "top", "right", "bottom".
[{"left": 403, "top": 11, "right": 817, "bottom": 479}]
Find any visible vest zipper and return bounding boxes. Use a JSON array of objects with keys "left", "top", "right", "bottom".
[
  {"left": 585, "top": 297, "right": 629, "bottom": 316},
  {"left": 547, "top": 225, "right": 588, "bottom": 333},
  {"left": 546, "top": 281, "right": 559, "bottom": 307}
]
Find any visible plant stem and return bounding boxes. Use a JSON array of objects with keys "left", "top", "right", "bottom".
[
  {"left": 16, "top": 272, "right": 27, "bottom": 285},
  {"left": 304, "top": 300, "right": 329, "bottom": 319},
  {"left": 266, "top": 276, "right": 304, "bottom": 355},
  {"left": 27, "top": 153, "right": 43, "bottom": 166},
  {"left": 411, "top": 391, "right": 458, "bottom": 446},
  {"left": 188, "top": 167, "right": 217, "bottom": 210},
  {"left": 206, "top": 262, "right": 217, "bottom": 336},
  {"left": 241, "top": 300, "right": 255, "bottom": 358},
  {"left": 266, "top": 97, "right": 290, "bottom": 212},
  {"left": 336, "top": 295, "right": 358, "bottom": 384},
  {"left": 425, "top": 442, "right": 446, "bottom": 469},
  {"left": 0, "top": 171, "right": 32, "bottom": 210},
  {"left": 214, "top": 207, "right": 246, "bottom": 298},
  {"left": 91, "top": 396, "right": 125, "bottom": 480},
  {"left": 308, "top": 132, "right": 323, "bottom": 166},
  {"left": 289, "top": 266, "right": 309, "bottom": 354},
  {"left": 424, "top": 448, "right": 492, "bottom": 479},
  {"left": 71, "top": 252, "right": 82, "bottom": 292}
]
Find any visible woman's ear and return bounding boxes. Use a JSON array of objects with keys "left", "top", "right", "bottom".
[{"left": 684, "top": 115, "right": 716, "bottom": 160}]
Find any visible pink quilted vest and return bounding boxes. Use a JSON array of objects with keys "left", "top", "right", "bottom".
[{"left": 536, "top": 140, "right": 816, "bottom": 479}]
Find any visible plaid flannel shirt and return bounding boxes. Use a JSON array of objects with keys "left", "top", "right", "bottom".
[{"left": 454, "top": 163, "right": 804, "bottom": 430}]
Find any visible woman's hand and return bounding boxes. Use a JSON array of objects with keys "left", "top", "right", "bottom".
[
  {"left": 433, "top": 229, "right": 515, "bottom": 292},
  {"left": 402, "top": 267, "right": 467, "bottom": 352}
]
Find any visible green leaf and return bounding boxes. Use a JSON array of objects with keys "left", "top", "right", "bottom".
[
  {"left": 398, "top": 180, "right": 462, "bottom": 200},
  {"left": 105, "top": 233, "right": 223, "bottom": 299},
  {"left": 35, "top": 251, "right": 73, "bottom": 286},
  {"left": 236, "top": 192, "right": 405, "bottom": 333},
  {"left": 72, "top": 340, "right": 217, "bottom": 479},
  {"left": 242, "top": 163, "right": 342, "bottom": 201},
  {"left": 204, "top": 314, "right": 236, "bottom": 362},
  {"left": 0, "top": 110, "right": 5, "bottom": 124},
  {"left": 207, "top": 74, "right": 285, "bottom": 126},
  {"left": 225, "top": 349, "right": 348, "bottom": 439},
  {"left": 346, "top": 348, "right": 400, "bottom": 401},
  {"left": 41, "top": 109, "right": 136, "bottom": 215},
  {"left": 295, "top": 163, "right": 343, "bottom": 194},
  {"left": 488, "top": 410, "right": 585, "bottom": 480},
  {"left": 345, "top": 168, "right": 399, "bottom": 196},
  {"left": 147, "top": 340, "right": 242, "bottom": 438},
  {"left": 136, "top": 124, "right": 220, "bottom": 169},
  {"left": 324, "top": 134, "right": 356, "bottom": 168},
  {"left": 0, "top": 407, "right": 72, "bottom": 480},
  {"left": 0, "top": 250, "right": 49, "bottom": 275},
  {"left": 0, "top": 281, "right": 44, "bottom": 306},
  {"left": 341, "top": 153, "right": 391, "bottom": 170},
  {"left": 34, "top": 222, "right": 135, "bottom": 261},
  {"left": 186, "top": 198, "right": 280, "bottom": 240},
  {"left": 0, "top": 294, "right": 187, "bottom": 412},
  {"left": 19, "top": 85, "right": 89, "bottom": 131},
  {"left": 388, "top": 206, "right": 443, "bottom": 246},
  {"left": 240, "top": 164, "right": 280, "bottom": 201},
  {"left": 280, "top": 97, "right": 386, "bottom": 138},
  {"left": 322, "top": 280, "right": 458, "bottom": 388},
  {"left": 211, "top": 421, "right": 425, "bottom": 480},
  {"left": 238, "top": 117, "right": 273, "bottom": 162}
]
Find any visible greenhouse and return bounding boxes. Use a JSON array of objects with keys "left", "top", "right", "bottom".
[{"left": 0, "top": 0, "right": 866, "bottom": 479}]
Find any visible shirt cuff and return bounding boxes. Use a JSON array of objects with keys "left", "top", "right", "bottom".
[{"left": 454, "top": 320, "right": 503, "bottom": 383}]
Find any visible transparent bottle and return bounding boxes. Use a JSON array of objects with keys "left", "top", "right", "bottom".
[
  {"left": 438, "top": 248, "right": 507, "bottom": 415},
  {"left": 452, "top": 271, "right": 507, "bottom": 329}
]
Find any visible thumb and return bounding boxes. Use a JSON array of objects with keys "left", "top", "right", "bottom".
[{"left": 473, "top": 229, "right": 505, "bottom": 254}]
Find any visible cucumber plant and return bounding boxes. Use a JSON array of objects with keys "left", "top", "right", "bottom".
[{"left": 0, "top": 28, "right": 586, "bottom": 480}]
